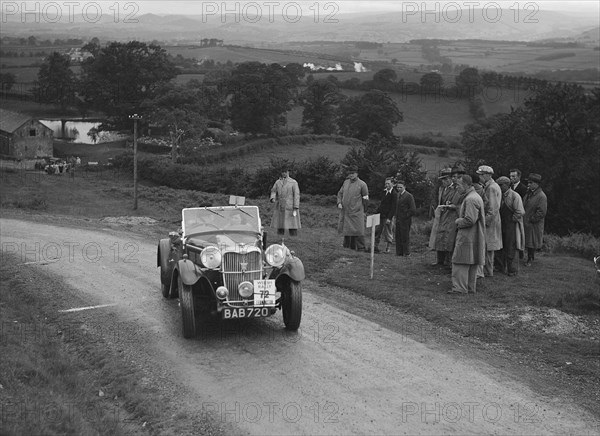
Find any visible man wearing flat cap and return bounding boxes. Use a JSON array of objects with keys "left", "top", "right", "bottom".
[
  {"left": 497, "top": 176, "right": 525, "bottom": 276},
  {"left": 337, "top": 166, "right": 369, "bottom": 251},
  {"left": 270, "top": 167, "right": 301, "bottom": 237},
  {"left": 523, "top": 173, "right": 547, "bottom": 266},
  {"left": 429, "top": 167, "right": 462, "bottom": 266},
  {"left": 476, "top": 165, "right": 502, "bottom": 277}
]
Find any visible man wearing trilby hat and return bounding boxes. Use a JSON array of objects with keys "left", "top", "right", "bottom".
[
  {"left": 496, "top": 176, "right": 525, "bottom": 276},
  {"left": 337, "top": 166, "right": 369, "bottom": 251},
  {"left": 476, "top": 165, "right": 502, "bottom": 277},
  {"left": 429, "top": 167, "right": 462, "bottom": 266},
  {"left": 523, "top": 173, "right": 547, "bottom": 266}
]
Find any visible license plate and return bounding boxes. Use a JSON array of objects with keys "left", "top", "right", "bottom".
[
  {"left": 253, "top": 279, "right": 276, "bottom": 306},
  {"left": 222, "top": 307, "right": 271, "bottom": 319}
]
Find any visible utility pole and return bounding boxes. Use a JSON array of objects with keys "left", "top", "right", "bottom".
[{"left": 129, "top": 114, "right": 142, "bottom": 210}]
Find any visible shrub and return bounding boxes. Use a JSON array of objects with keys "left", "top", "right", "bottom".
[{"left": 543, "top": 232, "right": 600, "bottom": 259}]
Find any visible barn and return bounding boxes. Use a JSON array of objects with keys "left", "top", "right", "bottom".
[{"left": 0, "top": 109, "right": 53, "bottom": 159}]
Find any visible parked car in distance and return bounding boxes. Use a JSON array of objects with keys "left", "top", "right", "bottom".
[{"left": 157, "top": 205, "right": 305, "bottom": 338}]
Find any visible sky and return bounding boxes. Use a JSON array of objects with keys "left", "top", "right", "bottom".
[{"left": 7, "top": 1, "right": 600, "bottom": 16}]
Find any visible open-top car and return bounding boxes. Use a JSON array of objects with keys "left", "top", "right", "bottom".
[{"left": 157, "top": 205, "right": 304, "bottom": 338}]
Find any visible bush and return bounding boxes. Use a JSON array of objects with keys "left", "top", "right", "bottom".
[{"left": 543, "top": 232, "right": 600, "bottom": 259}]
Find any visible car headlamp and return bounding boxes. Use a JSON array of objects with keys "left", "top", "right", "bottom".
[
  {"left": 265, "top": 244, "right": 287, "bottom": 267},
  {"left": 200, "top": 246, "right": 222, "bottom": 269},
  {"left": 238, "top": 281, "right": 254, "bottom": 298},
  {"left": 216, "top": 286, "right": 229, "bottom": 300}
]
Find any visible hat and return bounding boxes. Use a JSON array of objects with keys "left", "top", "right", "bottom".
[
  {"left": 496, "top": 176, "right": 510, "bottom": 185},
  {"left": 451, "top": 165, "right": 466, "bottom": 175},
  {"left": 346, "top": 166, "right": 358, "bottom": 173},
  {"left": 476, "top": 165, "right": 494, "bottom": 175},
  {"left": 528, "top": 173, "right": 542, "bottom": 183},
  {"left": 438, "top": 168, "right": 452, "bottom": 179}
]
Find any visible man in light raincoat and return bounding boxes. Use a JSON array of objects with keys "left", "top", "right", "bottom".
[
  {"left": 337, "top": 166, "right": 369, "bottom": 251},
  {"left": 270, "top": 168, "right": 301, "bottom": 236},
  {"left": 496, "top": 176, "right": 525, "bottom": 276}
]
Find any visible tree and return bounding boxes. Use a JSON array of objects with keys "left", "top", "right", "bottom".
[
  {"left": 420, "top": 72, "right": 444, "bottom": 92},
  {"left": 0, "top": 72, "right": 16, "bottom": 92},
  {"left": 373, "top": 68, "right": 397, "bottom": 84},
  {"left": 300, "top": 78, "right": 343, "bottom": 134},
  {"left": 337, "top": 90, "right": 403, "bottom": 140},
  {"left": 33, "top": 52, "right": 76, "bottom": 110},
  {"left": 80, "top": 41, "right": 177, "bottom": 128},
  {"left": 456, "top": 67, "right": 482, "bottom": 97},
  {"left": 461, "top": 83, "right": 600, "bottom": 236},
  {"left": 228, "top": 62, "right": 298, "bottom": 135}
]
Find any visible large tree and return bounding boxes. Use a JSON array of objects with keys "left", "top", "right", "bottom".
[
  {"left": 33, "top": 52, "right": 76, "bottom": 110},
  {"left": 80, "top": 41, "right": 177, "bottom": 128},
  {"left": 300, "top": 78, "right": 343, "bottom": 134},
  {"left": 337, "top": 90, "right": 403, "bottom": 140},
  {"left": 461, "top": 83, "right": 600, "bottom": 236},
  {"left": 228, "top": 62, "right": 299, "bottom": 135}
]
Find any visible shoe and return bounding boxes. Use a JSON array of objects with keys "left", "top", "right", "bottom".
[
  {"left": 524, "top": 261, "right": 532, "bottom": 267},
  {"left": 430, "top": 262, "right": 443, "bottom": 267},
  {"left": 508, "top": 272, "right": 517, "bottom": 277},
  {"left": 447, "top": 290, "right": 463, "bottom": 295},
  {"left": 374, "top": 247, "right": 380, "bottom": 253}
]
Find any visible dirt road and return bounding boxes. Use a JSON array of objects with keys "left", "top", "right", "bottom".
[{"left": 2, "top": 217, "right": 598, "bottom": 435}]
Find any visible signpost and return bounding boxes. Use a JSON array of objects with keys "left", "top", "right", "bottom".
[
  {"left": 129, "top": 114, "right": 142, "bottom": 210},
  {"left": 366, "top": 214, "right": 380, "bottom": 279}
]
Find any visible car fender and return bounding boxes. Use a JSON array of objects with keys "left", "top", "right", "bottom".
[
  {"left": 279, "top": 255, "right": 305, "bottom": 281},
  {"left": 177, "top": 258, "right": 202, "bottom": 286}
]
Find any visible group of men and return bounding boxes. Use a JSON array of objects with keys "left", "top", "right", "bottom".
[
  {"left": 268, "top": 165, "right": 548, "bottom": 296},
  {"left": 336, "top": 167, "right": 417, "bottom": 257},
  {"left": 430, "top": 165, "right": 548, "bottom": 295}
]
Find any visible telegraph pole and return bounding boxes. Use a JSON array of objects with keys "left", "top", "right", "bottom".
[{"left": 129, "top": 114, "right": 142, "bottom": 210}]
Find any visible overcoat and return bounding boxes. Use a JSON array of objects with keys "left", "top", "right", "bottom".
[
  {"left": 501, "top": 188, "right": 525, "bottom": 251},
  {"left": 337, "top": 177, "right": 369, "bottom": 236},
  {"left": 270, "top": 176, "right": 301, "bottom": 230},
  {"left": 483, "top": 179, "right": 503, "bottom": 251},
  {"left": 452, "top": 187, "right": 486, "bottom": 265},
  {"left": 523, "top": 187, "right": 547, "bottom": 249},
  {"left": 430, "top": 183, "right": 462, "bottom": 251}
]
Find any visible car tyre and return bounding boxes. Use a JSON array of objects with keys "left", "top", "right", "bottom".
[
  {"left": 179, "top": 276, "right": 197, "bottom": 339},
  {"left": 282, "top": 280, "right": 302, "bottom": 331},
  {"left": 160, "top": 266, "right": 171, "bottom": 299}
]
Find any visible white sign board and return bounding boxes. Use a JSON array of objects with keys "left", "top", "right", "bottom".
[{"left": 366, "top": 214, "right": 380, "bottom": 228}]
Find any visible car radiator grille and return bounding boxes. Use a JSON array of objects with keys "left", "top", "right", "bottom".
[{"left": 222, "top": 252, "right": 262, "bottom": 303}]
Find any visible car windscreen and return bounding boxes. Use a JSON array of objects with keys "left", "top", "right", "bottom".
[{"left": 182, "top": 207, "right": 260, "bottom": 235}]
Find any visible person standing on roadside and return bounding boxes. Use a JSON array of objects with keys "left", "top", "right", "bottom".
[
  {"left": 374, "top": 177, "right": 396, "bottom": 253},
  {"left": 270, "top": 167, "right": 301, "bottom": 237},
  {"left": 476, "top": 165, "right": 502, "bottom": 277},
  {"left": 523, "top": 173, "right": 547, "bottom": 266},
  {"left": 496, "top": 176, "right": 525, "bottom": 276},
  {"left": 430, "top": 167, "right": 462, "bottom": 267},
  {"left": 394, "top": 180, "right": 416, "bottom": 256},
  {"left": 337, "top": 166, "right": 369, "bottom": 251},
  {"left": 449, "top": 175, "right": 486, "bottom": 294}
]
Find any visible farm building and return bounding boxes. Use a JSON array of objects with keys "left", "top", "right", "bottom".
[{"left": 0, "top": 109, "right": 53, "bottom": 159}]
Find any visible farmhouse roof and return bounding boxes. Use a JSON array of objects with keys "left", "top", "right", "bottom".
[{"left": 0, "top": 109, "right": 33, "bottom": 134}]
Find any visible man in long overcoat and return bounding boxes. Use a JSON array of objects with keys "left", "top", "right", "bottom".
[
  {"left": 374, "top": 177, "right": 397, "bottom": 253},
  {"left": 394, "top": 180, "right": 416, "bottom": 256},
  {"left": 429, "top": 168, "right": 462, "bottom": 266},
  {"left": 476, "top": 165, "right": 502, "bottom": 277},
  {"left": 450, "top": 175, "right": 486, "bottom": 294},
  {"left": 270, "top": 169, "right": 301, "bottom": 236},
  {"left": 523, "top": 173, "right": 547, "bottom": 266},
  {"left": 496, "top": 176, "right": 525, "bottom": 276},
  {"left": 337, "top": 167, "right": 369, "bottom": 251}
]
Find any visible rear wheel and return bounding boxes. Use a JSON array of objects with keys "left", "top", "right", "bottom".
[
  {"left": 179, "top": 276, "right": 197, "bottom": 339},
  {"left": 282, "top": 280, "right": 302, "bottom": 331}
]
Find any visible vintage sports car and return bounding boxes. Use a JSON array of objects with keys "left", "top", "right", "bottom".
[{"left": 157, "top": 205, "right": 305, "bottom": 338}]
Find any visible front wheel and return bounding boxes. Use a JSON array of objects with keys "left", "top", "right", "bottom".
[
  {"left": 282, "top": 280, "right": 302, "bottom": 331},
  {"left": 179, "top": 276, "right": 197, "bottom": 339}
]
